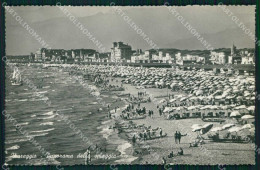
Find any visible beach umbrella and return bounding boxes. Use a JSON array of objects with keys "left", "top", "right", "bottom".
[
  {"left": 163, "top": 107, "right": 173, "bottom": 113},
  {"left": 247, "top": 106, "right": 255, "bottom": 111},
  {"left": 195, "top": 90, "right": 203, "bottom": 96},
  {"left": 222, "top": 124, "right": 235, "bottom": 130},
  {"left": 192, "top": 126, "right": 203, "bottom": 132},
  {"left": 241, "top": 124, "right": 254, "bottom": 129},
  {"left": 235, "top": 105, "right": 247, "bottom": 110},
  {"left": 228, "top": 127, "right": 242, "bottom": 133},
  {"left": 215, "top": 96, "right": 223, "bottom": 100},
  {"left": 230, "top": 111, "right": 241, "bottom": 117},
  {"left": 175, "top": 107, "right": 182, "bottom": 111},
  {"left": 241, "top": 115, "right": 254, "bottom": 120},
  {"left": 210, "top": 127, "right": 223, "bottom": 132},
  {"left": 249, "top": 127, "right": 255, "bottom": 133},
  {"left": 159, "top": 99, "right": 167, "bottom": 104},
  {"left": 201, "top": 123, "right": 213, "bottom": 134},
  {"left": 187, "top": 106, "right": 196, "bottom": 110},
  {"left": 180, "top": 97, "right": 187, "bottom": 102},
  {"left": 169, "top": 98, "right": 176, "bottom": 103},
  {"left": 191, "top": 124, "right": 201, "bottom": 129}
]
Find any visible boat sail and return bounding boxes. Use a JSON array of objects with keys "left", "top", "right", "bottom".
[{"left": 11, "top": 68, "right": 23, "bottom": 86}]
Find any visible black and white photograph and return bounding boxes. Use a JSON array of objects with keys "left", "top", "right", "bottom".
[{"left": 3, "top": 4, "right": 256, "bottom": 166}]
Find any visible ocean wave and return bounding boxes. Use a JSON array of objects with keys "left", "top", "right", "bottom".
[
  {"left": 17, "top": 122, "right": 29, "bottom": 126},
  {"left": 39, "top": 122, "right": 54, "bottom": 126},
  {"left": 18, "top": 92, "right": 34, "bottom": 95},
  {"left": 35, "top": 91, "right": 48, "bottom": 94},
  {"left": 6, "top": 145, "right": 20, "bottom": 151},
  {"left": 41, "top": 111, "right": 54, "bottom": 116},
  {"left": 90, "top": 102, "right": 98, "bottom": 105},
  {"left": 29, "top": 98, "right": 49, "bottom": 102},
  {"left": 31, "top": 114, "right": 36, "bottom": 118},
  {"left": 30, "top": 128, "right": 55, "bottom": 133},
  {"left": 43, "top": 86, "right": 50, "bottom": 89},
  {"left": 5, "top": 138, "right": 28, "bottom": 144},
  {"left": 57, "top": 108, "right": 73, "bottom": 112},
  {"left": 38, "top": 114, "right": 55, "bottom": 120},
  {"left": 29, "top": 133, "right": 49, "bottom": 137},
  {"left": 16, "top": 99, "right": 28, "bottom": 102}
]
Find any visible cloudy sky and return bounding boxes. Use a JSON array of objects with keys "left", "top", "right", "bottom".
[{"left": 6, "top": 5, "right": 255, "bottom": 55}]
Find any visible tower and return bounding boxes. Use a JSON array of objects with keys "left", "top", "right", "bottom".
[{"left": 231, "top": 43, "right": 236, "bottom": 56}]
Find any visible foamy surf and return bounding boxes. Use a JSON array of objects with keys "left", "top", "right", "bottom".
[
  {"left": 99, "top": 126, "right": 113, "bottom": 139},
  {"left": 17, "top": 122, "right": 29, "bottom": 126},
  {"left": 6, "top": 145, "right": 20, "bottom": 151},
  {"left": 17, "top": 99, "right": 28, "bottom": 102},
  {"left": 38, "top": 114, "right": 55, "bottom": 120},
  {"left": 29, "top": 133, "right": 49, "bottom": 137},
  {"left": 115, "top": 142, "right": 138, "bottom": 163},
  {"left": 5, "top": 138, "right": 28, "bottom": 144},
  {"left": 39, "top": 122, "right": 54, "bottom": 126},
  {"left": 41, "top": 111, "right": 54, "bottom": 116},
  {"left": 31, "top": 128, "right": 55, "bottom": 133}
]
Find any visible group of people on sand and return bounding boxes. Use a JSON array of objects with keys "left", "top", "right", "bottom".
[
  {"left": 163, "top": 147, "right": 184, "bottom": 163},
  {"left": 138, "top": 91, "right": 146, "bottom": 97},
  {"left": 148, "top": 110, "right": 154, "bottom": 118},
  {"left": 174, "top": 131, "right": 186, "bottom": 144}
]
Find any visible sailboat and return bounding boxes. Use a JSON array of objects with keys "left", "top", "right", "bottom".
[{"left": 11, "top": 69, "right": 23, "bottom": 86}]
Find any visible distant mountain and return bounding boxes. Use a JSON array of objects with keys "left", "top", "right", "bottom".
[{"left": 6, "top": 7, "right": 255, "bottom": 55}]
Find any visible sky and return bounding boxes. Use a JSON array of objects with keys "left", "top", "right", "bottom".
[{"left": 5, "top": 5, "right": 255, "bottom": 55}]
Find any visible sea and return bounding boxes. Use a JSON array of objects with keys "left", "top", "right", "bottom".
[{"left": 5, "top": 65, "right": 137, "bottom": 165}]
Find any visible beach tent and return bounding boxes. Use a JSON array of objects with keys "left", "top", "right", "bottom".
[{"left": 241, "top": 115, "right": 254, "bottom": 120}]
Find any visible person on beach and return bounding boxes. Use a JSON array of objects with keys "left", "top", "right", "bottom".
[
  {"left": 85, "top": 147, "right": 91, "bottom": 165},
  {"left": 174, "top": 131, "right": 179, "bottom": 144},
  {"left": 159, "top": 108, "right": 162, "bottom": 116},
  {"left": 177, "top": 147, "right": 183, "bottom": 155},
  {"left": 178, "top": 131, "right": 187, "bottom": 144},
  {"left": 168, "top": 151, "right": 174, "bottom": 158},
  {"left": 159, "top": 128, "right": 163, "bottom": 137},
  {"left": 147, "top": 129, "right": 151, "bottom": 139},
  {"left": 143, "top": 131, "right": 147, "bottom": 141},
  {"left": 162, "top": 157, "right": 166, "bottom": 165},
  {"left": 132, "top": 134, "right": 136, "bottom": 145}
]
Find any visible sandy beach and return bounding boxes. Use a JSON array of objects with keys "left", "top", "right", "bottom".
[{"left": 103, "top": 75, "right": 255, "bottom": 165}]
